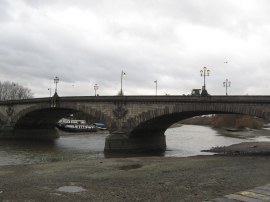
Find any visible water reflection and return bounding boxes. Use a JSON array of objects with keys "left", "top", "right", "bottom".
[
  {"left": 104, "top": 150, "right": 166, "bottom": 158},
  {"left": 0, "top": 125, "right": 270, "bottom": 166},
  {"left": 165, "top": 125, "right": 269, "bottom": 157},
  {"left": 0, "top": 133, "right": 107, "bottom": 166}
]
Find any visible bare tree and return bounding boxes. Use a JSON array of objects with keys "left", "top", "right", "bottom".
[{"left": 0, "top": 81, "right": 33, "bottom": 100}]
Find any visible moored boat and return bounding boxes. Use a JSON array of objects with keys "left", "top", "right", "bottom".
[
  {"left": 93, "top": 123, "right": 107, "bottom": 130},
  {"left": 57, "top": 123, "right": 97, "bottom": 132}
]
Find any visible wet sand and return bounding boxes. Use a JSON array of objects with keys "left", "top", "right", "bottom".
[
  {"left": 205, "top": 141, "right": 270, "bottom": 156},
  {"left": 1, "top": 152, "right": 270, "bottom": 201}
]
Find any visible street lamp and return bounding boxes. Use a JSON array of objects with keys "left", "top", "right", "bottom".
[
  {"left": 223, "top": 79, "right": 231, "bottom": 96},
  {"left": 54, "top": 76, "right": 59, "bottom": 94},
  {"left": 154, "top": 80, "right": 157, "bottom": 96},
  {"left": 120, "top": 70, "right": 126, "bottom": 96},
  {"left": 200, "top": 67, "right": 210, "bottom": 96},
  {"left": 94, "top": 83, "right": 99, "bottom": 96},
  {"left": 48, "top": 88, "right": 51, "bottom": 97}
]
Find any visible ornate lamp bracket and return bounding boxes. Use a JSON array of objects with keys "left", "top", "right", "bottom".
[
  {"left": 6, "top": 105, "right": 14, "bottom": 117},
  {"left": 113, "top": 103, "right": 128, "bottom": 119}
]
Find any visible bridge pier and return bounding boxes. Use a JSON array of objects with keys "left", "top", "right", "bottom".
[{"left": 104, "top": 131, "right": 166, "bottom": 154}]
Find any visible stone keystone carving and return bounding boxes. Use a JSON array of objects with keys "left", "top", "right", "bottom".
[
  {"left": 6, "top": 106, "right": 14, "bottom": 116},
  {"left": 113, "top": 104, "right": 128, "bottom": 119}
]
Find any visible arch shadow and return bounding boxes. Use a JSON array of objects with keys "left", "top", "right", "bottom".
[{"left": 9, "top": 104, "right": 114, "bottom": 139}]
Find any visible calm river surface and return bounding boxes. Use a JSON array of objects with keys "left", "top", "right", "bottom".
[{"left": 0, "top": 125, "right": 270, "bottom": 166}]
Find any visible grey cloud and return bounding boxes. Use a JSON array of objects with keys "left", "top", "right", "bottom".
[
  {"left": 0, "top": 0, "right": 12, "bottom": 21},
  {"left": 1, "top": 0, "right": 270, "bottom": 97}
]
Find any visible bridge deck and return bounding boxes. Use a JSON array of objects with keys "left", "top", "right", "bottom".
[
  {"left": 1, "top": 95, "right": 270, "bottom": 105},
  {"left": 206, "top": 184, "right": 270, "bottom": 202}
]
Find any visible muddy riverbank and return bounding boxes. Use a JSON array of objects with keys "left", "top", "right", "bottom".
[
  {"left": 1, "top": 154, "right": 270, "bottom": 201},
  {"left": 205, "top": 141, "right": 270, "bottom": 156}
]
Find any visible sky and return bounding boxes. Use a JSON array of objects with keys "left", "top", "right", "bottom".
[{"left": 1, "top": 0, "right": 270, "bottom": 97}]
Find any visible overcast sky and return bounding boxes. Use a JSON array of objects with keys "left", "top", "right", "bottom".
[{"left": 1, "top": 0, "right": 270, "bottom": 97}]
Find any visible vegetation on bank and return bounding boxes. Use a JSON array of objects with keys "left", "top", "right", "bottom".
[
  {"left": 181, "top": 114, "right": 265, "bottom": 129},
  {"left": 0, "top": 81, "right": 33, "bottom": 100}
]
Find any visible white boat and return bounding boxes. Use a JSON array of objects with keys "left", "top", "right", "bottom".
[{"left": 57, "top": 123, "right": 97, "bottom": 132}]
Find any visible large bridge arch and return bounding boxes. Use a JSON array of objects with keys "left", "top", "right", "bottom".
[
  {"left": 13, "top": 104, "right": 114, "bottom": 130},
  {"left": 126, "top": 103, "right": 270, "bottom": 135},
  {"left": 5, "top": 103, "right": 116, "bottom": 139},
  {"left": 105, "top": 102, "right": 270, "bottom": 153}
]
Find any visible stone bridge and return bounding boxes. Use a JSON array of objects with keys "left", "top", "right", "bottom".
[{"left": 1, "top": 95, "right": 270, "bottom": 153}]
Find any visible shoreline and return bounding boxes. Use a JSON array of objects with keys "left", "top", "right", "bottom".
[
  {"left": 203, "top": 126, "right": 270, "bottom": 155},
  {"left": 203, "top": 141, "right": 270, "bottom": 156}
]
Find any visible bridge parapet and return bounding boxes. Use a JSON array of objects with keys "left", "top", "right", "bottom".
[{"left": 2, "top": 95, "right": 270, "bottom": 105}]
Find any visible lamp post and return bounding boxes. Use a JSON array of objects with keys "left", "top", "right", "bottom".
[
  {"left": 120, "top": 70, "right": 126, "bottom": 96},
  {"left": 48, "top": 88, "right": 51, "bottom": 97},
  {"left": 94, "top": 83, "right": 99, "bottom": 96},
  {"left": 154, "top": 80, "right": 157, "bottom": 96},
  {"left": 54, "top": 76, "right": 59, "bottom": 94},
  {"left": 223, "top": 79, "right": 231, "bottom": 96},
  {"left": 200, "top": 67, "right": 210, "bottom": 96}
]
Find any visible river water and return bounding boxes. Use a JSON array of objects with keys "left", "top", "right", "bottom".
[{"left": 0, "top": 125, "right": 270, "bottom": 166}]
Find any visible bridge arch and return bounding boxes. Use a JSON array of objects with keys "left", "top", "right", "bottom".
[
  {"left": 104, "top": 103, "right": 270, "bottom": 153},
  {"left": 12, "top": 103, "right": 54, "bottom": 125},
  {"left": 6, "top": 103, "right": 116, "bottom": 140},
  {"left": 126, "top": 103, "right": 270, "bottom": 135},
  {"left": 13, "top": 104, "right": 115, "bottom": 130}
]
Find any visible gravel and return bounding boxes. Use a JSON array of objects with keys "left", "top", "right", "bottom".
[{"left": 1, "top": 152, "right": 270, "bottom": 201}]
